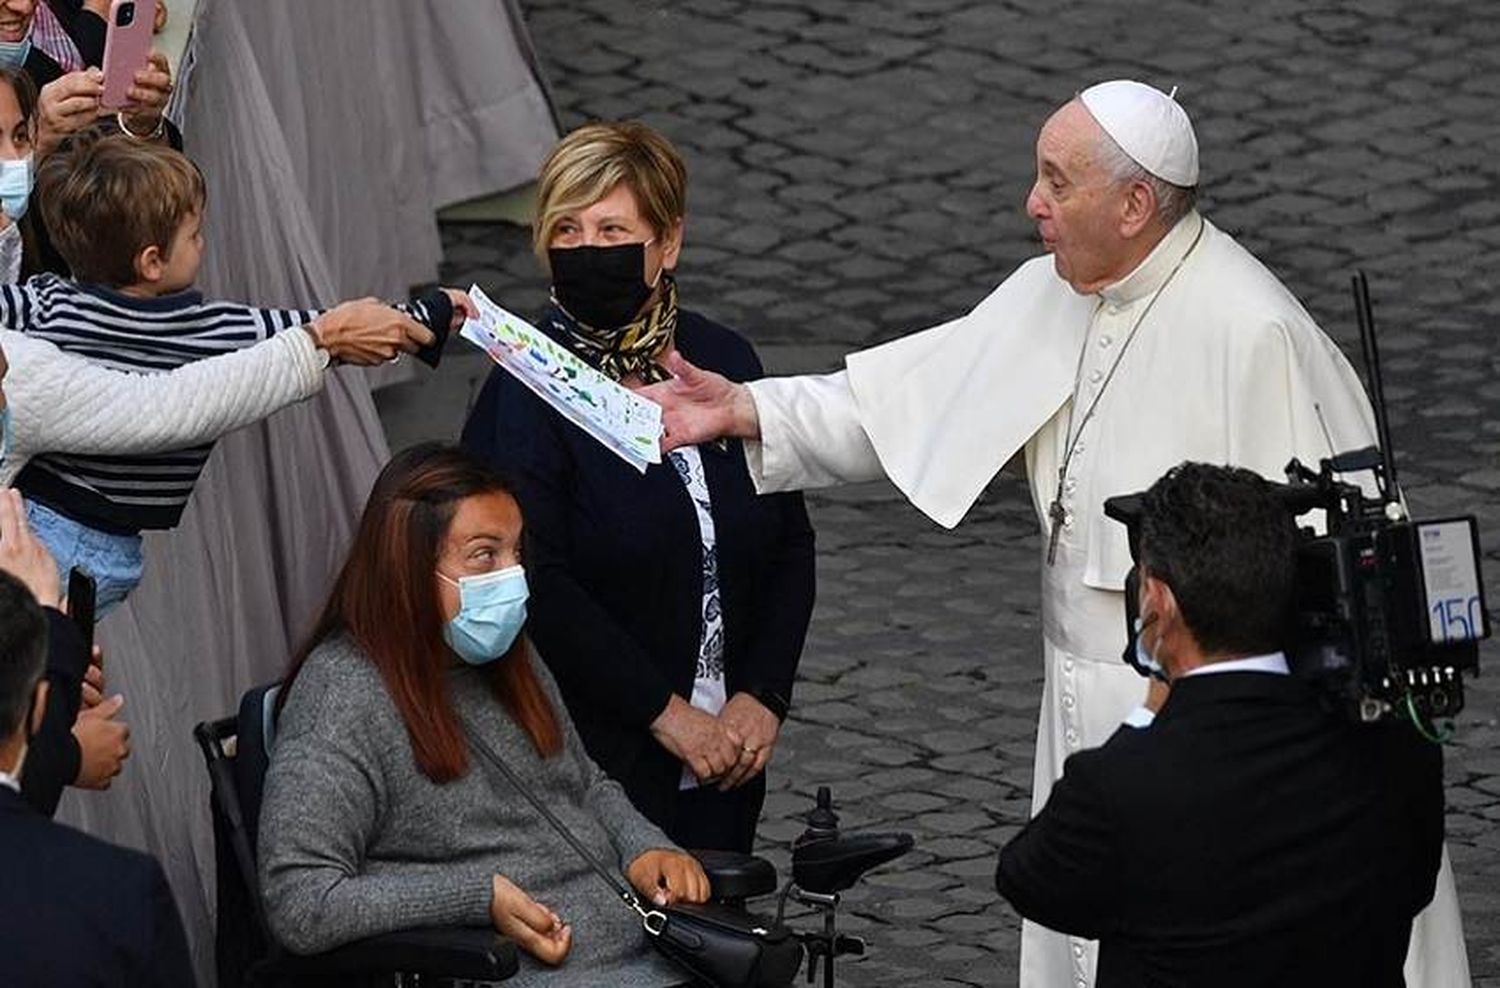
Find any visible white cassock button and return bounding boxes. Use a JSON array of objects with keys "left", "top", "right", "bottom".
[
  {"left": 1074, "top": 944, "right": 1085, "bottom": 958},
  {"left": 1098, "top": 334, "right": 1113, "bottom": 348},
  {"left": 1089, "top": 368, "right": 1103, "bottom": 383},
  {"left": 1064, "top": 658, "right": 1075, "bottom": 673},
  {"left": 1066, "top": 478, "right": 1078, "bottom": 493},
  {"left": 1077, "top": 977, "right": 1088, "bottom": 987},
  {"left": 1062, "top": 695, "right": 1076, "bottom": 710},
  {"left": 1065, "top": 729, "right": 1079, "bottom": 747}
]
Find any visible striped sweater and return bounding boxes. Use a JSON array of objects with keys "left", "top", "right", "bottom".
[{"left": 4, "top": 274, "right": 451, "bottom": 532}]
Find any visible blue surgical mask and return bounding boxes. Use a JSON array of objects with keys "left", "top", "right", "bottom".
[
  {"left": 0, "top": 155, "right": 32, "bottom": 221},
  {"left": 0, "top": 29, "right": 32, "bottom": 71},
  {"left": 1132, "top": 615, "right": 1169, "bottom": 682},
  {"left": 438, "top": 564, "right": 528, "bottom": 665}
]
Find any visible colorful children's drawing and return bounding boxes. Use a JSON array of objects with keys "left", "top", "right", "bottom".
[{"left": 459, "top": 285, "right": 663, "bottom": 473}]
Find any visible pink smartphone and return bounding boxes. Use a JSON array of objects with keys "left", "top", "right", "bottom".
[{"left": 100, "top": 0, "right": 155, "bottom": 111}]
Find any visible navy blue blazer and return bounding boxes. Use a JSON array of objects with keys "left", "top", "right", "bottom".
[
  {"left": 0, "top": 785, "right": 194, "bottom": 986},
  {"left": 996, "top": 672, "right": 1443, "bottom": 988},
  {"left": 462, "top": 309, "right": 815, "bottom": 824}
]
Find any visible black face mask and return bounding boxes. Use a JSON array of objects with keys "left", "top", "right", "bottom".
[{"left": 548, "top": 242, "right": 655, "bottom": 331}]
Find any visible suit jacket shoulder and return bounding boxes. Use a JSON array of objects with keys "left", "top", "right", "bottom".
[{"left": 0, "top": 790, "right": 194, "bottom": 986}]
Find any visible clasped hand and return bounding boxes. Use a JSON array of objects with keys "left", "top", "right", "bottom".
[{"left": 650, "top": 692, "right": 780, "bottom": 790}]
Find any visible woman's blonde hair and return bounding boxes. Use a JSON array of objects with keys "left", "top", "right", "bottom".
[{"left": 532, "top": 121, "right": 686, "bottom": 260}]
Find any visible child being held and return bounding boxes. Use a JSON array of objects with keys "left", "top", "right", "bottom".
[{"left": 1, "top": 133, "right": 470, "bottom": 610}]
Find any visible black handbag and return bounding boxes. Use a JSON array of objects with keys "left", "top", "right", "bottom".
[{"left": 466, "top": 733, "right": 803, "bottom": 988}]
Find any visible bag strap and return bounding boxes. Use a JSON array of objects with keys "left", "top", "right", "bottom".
[{"left": 465, "top": 730, "right": 668, "bottom": 934}]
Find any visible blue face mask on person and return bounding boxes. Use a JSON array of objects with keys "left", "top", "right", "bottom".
[
  {"left": 1132, "top": 614, "right": 1169, "bottom": 682},
  {"left": 0, "top": 29, "right": 32, "bottom": 71},
  {"left": 0, "top": 155, "right": 32, "bottom": 221},
  {"left": 438, "top": 564, "right": 528, "bottom": 665}
]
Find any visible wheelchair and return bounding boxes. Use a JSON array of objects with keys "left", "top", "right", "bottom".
[{"left": 195, "top": 683, "right": 912, "bottom": 987}]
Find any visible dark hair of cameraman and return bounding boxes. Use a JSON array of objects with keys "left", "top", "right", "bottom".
[
  {"left": 1136, "top": 463, "right": 1298, "bottom": 667},
  {"left": 0, "top": 573, "right": 48, "bottom": 749}
]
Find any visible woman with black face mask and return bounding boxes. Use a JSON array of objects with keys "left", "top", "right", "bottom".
[{"left": 462, "top": 121, "right": 815, "bottom": 855}]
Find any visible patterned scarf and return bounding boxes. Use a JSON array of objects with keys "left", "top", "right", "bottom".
[{"left": 547, "top": 275, "right": 679, "bottom": 384}]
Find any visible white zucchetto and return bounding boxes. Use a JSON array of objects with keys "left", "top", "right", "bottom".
[{"left": 1079, "top": 80, "right": 1199, "bottom": 187}]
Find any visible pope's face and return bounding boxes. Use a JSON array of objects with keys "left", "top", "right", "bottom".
[{"left": 1025, "top": 101, "right": 1135, "bottom": 295}]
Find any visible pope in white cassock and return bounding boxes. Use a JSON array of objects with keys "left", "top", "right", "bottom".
[{"left": 644, "top": 81, "right": 1469, "bottom": 987}]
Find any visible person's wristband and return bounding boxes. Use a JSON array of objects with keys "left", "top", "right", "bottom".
[{"left": 115, "top": 110, "right": 165, "bottom": 141}]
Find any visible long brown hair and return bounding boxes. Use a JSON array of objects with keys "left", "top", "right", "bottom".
[{"left": 282, "top": 444, "right": 562, "bottom": 781}]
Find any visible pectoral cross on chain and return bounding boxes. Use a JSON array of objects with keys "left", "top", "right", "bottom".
[{"left": 1046, "top": 491, "right": 1068, "bottom": 565}]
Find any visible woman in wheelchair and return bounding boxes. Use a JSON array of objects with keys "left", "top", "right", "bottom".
[{"left": 257, "top": 443, "right": 709, "bottom": 985}]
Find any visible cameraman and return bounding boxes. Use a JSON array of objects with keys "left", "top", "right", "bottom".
[{"left": 994, "top": 462, "right": 1443, "bottom": 987}]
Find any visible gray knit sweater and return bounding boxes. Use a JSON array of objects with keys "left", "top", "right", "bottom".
[{"left": 257, "top": 635, "right": 686, "bottom": 987}]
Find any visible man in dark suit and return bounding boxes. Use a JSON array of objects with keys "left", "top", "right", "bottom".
[
  {"left": 0, "top": 567, "right": 194, "bottom": 986},
  {"left": 995, "top": 462, "right": 1443, "bottom": 987}
]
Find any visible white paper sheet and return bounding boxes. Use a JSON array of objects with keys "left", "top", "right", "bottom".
[{"left": 461, "top": 285, "right": 663, "bottom": 472}]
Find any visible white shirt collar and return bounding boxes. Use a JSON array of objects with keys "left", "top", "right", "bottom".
[
  {"left": 1182, "top": 651, "right": 1290, "bottom": 678},
  {"left": 0, "top": 769, "right": 20, "bottom": 794},
  {"left": 1098, "top": 211, "right": 1205, "bottom": 306},
  {"left": 1123, "top": 652, "right": 1291, "bottom": 730}
]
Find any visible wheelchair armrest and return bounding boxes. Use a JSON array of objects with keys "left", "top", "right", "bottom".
[
  {"left": 266, "top": 926, "right": 518, "bottom": 981},
  {"left": 690, "top": 848, "right": 779, "bottom": 901},
  {"left": 792, "top": 832, "right": 914, "bottom": 894}
]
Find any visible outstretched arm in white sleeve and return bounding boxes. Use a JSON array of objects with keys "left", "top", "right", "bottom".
[
  {"left": 641, "top": 350, "right": 883, "bottom": 494},
  {"left": 1, "top": 327, "right": 326, "bottom": 477}
]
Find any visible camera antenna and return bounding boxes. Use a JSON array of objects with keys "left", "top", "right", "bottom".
[{"left": 1352, "top": 271, "right": 1398, "bottom": 502}]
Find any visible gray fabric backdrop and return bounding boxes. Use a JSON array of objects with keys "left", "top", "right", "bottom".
[{"left": 51, "top": 1, "right": 557, "bottom": 981}]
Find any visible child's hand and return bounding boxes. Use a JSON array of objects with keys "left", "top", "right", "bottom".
[{"left": 442, "top": 288, "right": 477, "bottom": 330}]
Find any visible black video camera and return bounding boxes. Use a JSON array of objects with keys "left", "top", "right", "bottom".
[
  {"left": 1103, "top": 272, "right": 1490, "bottom": 736},
  {"left": 1105, "top": 450, "right": 1489, "bottom": 728}
]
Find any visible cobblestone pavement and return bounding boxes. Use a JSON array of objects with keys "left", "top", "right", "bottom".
[{"left": 381, "top": 0, "right": 1500, "bottom": 983}]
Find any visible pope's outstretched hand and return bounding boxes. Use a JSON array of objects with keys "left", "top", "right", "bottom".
[{"left": 639, "top": 350, "right": 761, "bottom": 452}]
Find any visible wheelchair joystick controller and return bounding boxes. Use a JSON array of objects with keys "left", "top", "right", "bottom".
[{"left": 784, "top": 787, "right": 914, "bottom": 987}]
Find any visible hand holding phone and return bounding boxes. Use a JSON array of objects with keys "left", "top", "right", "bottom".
[
  {"left": 100, "top": 0, "right": 155, "bottom": 111},
  {"left": 67, "top": 568, "right": 97, "bottom": 657}
]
